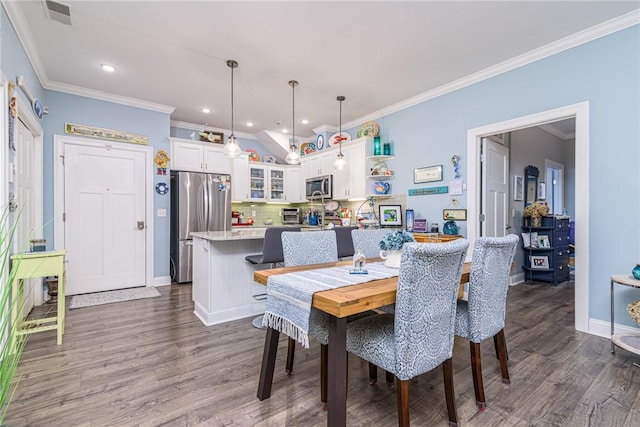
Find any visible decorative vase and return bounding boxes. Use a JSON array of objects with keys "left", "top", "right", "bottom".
[
  {"left": 380, "top": 249, "right": 402, "bottom": 268},
  {"left": 443, "top": 220, "right": 458, "bottom": 235},
  {"left": 531, "top": 216, "right": 542, "bottom": 227},
  {"left": 633, "top": 264, "right": 640, "bottom": 280}
]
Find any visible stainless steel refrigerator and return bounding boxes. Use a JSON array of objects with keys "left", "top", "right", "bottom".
[{"left": 170, "top": 171, "right": 232, "bottom": 283}]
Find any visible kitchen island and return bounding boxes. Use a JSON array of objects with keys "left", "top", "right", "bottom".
[{"left": 191, "top": 229, "right": 268, "bottom": 326}]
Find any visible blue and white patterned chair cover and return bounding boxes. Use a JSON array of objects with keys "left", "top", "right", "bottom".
[
  {"left": 346, "top": 239, "right": 469, "bottom": 425},
  {"left": 454, "top": 234, "right": 519, "bottom": 410},
  {"left": 281, "top": 229, "right": 377, "bottom": 406},
  {"left": 351, "top": 228, "right": 393, "bottom": 259},
  {"left": 282, "top": 230, "right": 338, "bottom": 267}
]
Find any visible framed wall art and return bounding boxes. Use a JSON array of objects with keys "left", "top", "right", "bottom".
[
  {"left": 378, "top": 204, "right": 403, "bottom": 227},
  {"left": 443, "top": 209, "right": 467, "bottom": 221},
  {"left": 513, "top": 175, "right": 524, "bottom": 201},
  {"left": 413, "top": 165, "right": 443, "bottom": 184}
]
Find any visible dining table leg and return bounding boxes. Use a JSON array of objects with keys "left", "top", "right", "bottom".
[
  {"left": 257, "top": 327, "right": 280, "bottom": 401},
  {"left": 327, "top": 315, "right": 348, "bottom": 427}
]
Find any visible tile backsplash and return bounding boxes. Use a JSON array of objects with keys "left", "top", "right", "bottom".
[{"left": 232, "top": 194, "right": 407, "bottom": 227}]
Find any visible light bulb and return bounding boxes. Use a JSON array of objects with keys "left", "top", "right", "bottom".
[
  {"left": 285, "top": 150, "right": 301, "bottom": 165},
  {"left": 224, "top": 136, "right": 241, "bottom": 158},
  {"left": 333, "top": 153, "right": 347, "bottom": 170}
]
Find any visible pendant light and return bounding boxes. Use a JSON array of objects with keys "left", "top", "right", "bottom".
[
  {"left": 223, "top": 59, "right": 242, "bottom": 158},
  {"left": 285, "top": 80, "right": 301, "bottom": 165},
  {"left": 333, "top": 95, "right": 347, "bottom": 170}
]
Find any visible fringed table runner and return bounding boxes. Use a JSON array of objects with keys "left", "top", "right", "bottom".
[{"left": 263, "top": 262, "right": 399, "bottom": 348}]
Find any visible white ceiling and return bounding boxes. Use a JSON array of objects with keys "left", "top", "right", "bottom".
[{"left": 5, "top": 1, "right": 639, "bottom": 139}]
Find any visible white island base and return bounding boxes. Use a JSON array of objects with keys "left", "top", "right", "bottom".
[{"left": 191, "top": 230, "right": 268, "bottom": 326}]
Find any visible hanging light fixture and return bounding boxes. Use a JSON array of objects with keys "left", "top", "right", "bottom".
[
  {"left": 285, "top": 80, "right": 301, "bottom": 165},
  {"left": 223, "top": 59, "right": 242, "bottom": 158},
  {"left": 333, "top": 95, "right": 347, "bottom": 170}
]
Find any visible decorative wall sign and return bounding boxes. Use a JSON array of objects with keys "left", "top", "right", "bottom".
[
  {"left": 414, "top": 165, "right": 443, "bottom": 184},
  {"left": 408, "top": 186, "right": 448, "bottom": 196},
  {"left": 65, "top": 123, "right": 149, "bottom": 145},
  {"left": 443, "top": 209, "right": 467, "bottom": 221}
]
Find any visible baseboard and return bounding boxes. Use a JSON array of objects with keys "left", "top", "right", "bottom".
[
  {"left": 510, "top": 272, "right": 526, "bottom": 286},
  {"left": 193, "top": 301, "right": 266, "bottom": 327},
  {"left": 589, "top": 317, "right": 640, "bottom": 339},
  {"left": 152, "top": 276, "right": 172, "bottom": 287}
]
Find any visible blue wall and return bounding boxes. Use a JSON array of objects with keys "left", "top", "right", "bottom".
[
  {"left": 349, "top": 25, "right": 640, "bottom": 327},
  {"left": 43, "top": 91, "right": 171, "bottom": 277}
]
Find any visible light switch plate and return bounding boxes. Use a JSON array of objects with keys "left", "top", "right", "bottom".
[
  {"left": 8, "top": 162, "right": 15, "bottom": 183},
  {"left": 157, "top": 208, "right": 167, "bottom": 217}
]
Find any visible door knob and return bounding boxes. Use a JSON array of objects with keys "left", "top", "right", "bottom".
[{"left": 137, "top": 221, "right": 145, "bottom": 230}]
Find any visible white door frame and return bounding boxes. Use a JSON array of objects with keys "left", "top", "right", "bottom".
[
  {"left": 545, "top": 159, "right": 565, "bottom": 215},
  {"left": 53, "top": 135, "right": 155, "bottom": 288},
  {"left": 467, "top": 102, "right": 589, "bottom": 333},
  {"left": 14, "top": 87, "right": 45, "bottom": 305}
]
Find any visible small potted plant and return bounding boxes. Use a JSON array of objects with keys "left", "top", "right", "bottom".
[
  {"left": 523, "top": 201, "right": 549, "bottom": 227},
  {"left": 379, "top": 230, "right": 415, "bottom": 268}
]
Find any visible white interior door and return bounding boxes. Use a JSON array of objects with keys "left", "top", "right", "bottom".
[
  {"left": 64, "top": 143, "right": 146, "bottom": 295},
  {"left": 481, "top": 137, "right": 509, "bottom": 237},
  {"left": 14, "top": 119, "right": 36, "bottom": 312}
]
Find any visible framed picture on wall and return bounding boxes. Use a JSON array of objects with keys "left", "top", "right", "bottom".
[
  {"left": 378, "top": 204, "right": 403, "bottom": 227},
  {"left": 538, "top": 182, "right": 546, "bottom": 200},
  {"left": 513, "top": 175, "right": 524, "bottom": 201}
]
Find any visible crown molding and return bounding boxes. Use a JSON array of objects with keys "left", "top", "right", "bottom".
[
  {"left": 342, "top": 10, "right": 640, "bottom": 131},
  {"left": 311, "top": 124, "right": 338, "bottom": 135},
  {"left": 2, "top": 0, "right": 49, "bottom": 88},
  {"left": 170, "top": 120, "right": 257, "bottom": 140},
  {"left": 47, "top": 81, "right": 175, "bottom": 114}
]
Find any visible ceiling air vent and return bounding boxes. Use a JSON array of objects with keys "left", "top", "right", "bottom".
[{"left": 43, "top": 0, "right": 71, "bottom": 25}]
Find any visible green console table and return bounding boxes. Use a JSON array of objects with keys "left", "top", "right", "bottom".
[{"left": 10, "top": 250, "right": 66, "bottom": 350}]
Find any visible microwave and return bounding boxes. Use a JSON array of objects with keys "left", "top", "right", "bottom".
[{"left": 306, "top": 175, "right": 333, "bottom": 200}]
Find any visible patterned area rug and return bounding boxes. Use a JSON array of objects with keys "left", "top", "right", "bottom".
[{"left": 69, "top": 287, "right": 161, "bottom": 309}]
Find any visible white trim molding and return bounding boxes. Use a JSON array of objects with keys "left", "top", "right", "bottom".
[
  {"left": 342, "top": 10, "right": 639, "bottom": 131},
  {"left": 589, "top": 318, "right": 640, "bottom": 340},
  {"left": 467, "top": 101, "right": 590, "bottom": 333},
  {"left": 153, "top": 276, "right": 172, "bottom": 287},
  {"left": 47, "top": 82, "right": 175, "bottom": 114}
]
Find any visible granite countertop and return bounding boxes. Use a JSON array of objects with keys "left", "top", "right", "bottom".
[{"left": 191, "top": 229, "right": 267, "bottom": 241}]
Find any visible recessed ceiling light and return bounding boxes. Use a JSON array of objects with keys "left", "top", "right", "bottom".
[
  {"left": 301, "top": 119, "right": 309, "bottom": 125},
  {"left": 101, "top": 64, "right": 116, "bottom": 73},
  {"left": 202, "top": 108, "right": 210, "bottom": 114},
  {"left": 246, "top": 122, "right": 254, "bottom": 127},
  {"left": 282, "top": 128, "right": 288, "bottom": 133}
]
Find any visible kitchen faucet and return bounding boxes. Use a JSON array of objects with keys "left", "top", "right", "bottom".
[{"left": 310, "top": 190, "right": 326, "bottom": 227}]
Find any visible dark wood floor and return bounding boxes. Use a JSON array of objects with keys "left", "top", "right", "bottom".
[{"left": 5, "top": 280, "right": 640, "bottom": 426}]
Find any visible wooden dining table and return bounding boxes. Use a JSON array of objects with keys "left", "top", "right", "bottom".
[{"left": 255, "top": 260, "right": 471, "bottom": 427}]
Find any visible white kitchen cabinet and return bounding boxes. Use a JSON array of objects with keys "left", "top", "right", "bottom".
[
  {"left": 234, "top": 162, "right": 293, "bottom": 203},
  {"left": 231, "top": 154, "right": 250, "bottom": 201},
  {"left": 333, "top": 141, "right": 366, "bottom": 201},
  {"left": 268, "top": 166, "right": 286, "bottom": 202},
  {"left": 307, "top": 151, "right": 334, "bottom": 178},
  {"left": 248, "top": 164, "right": 267, "bottom": 202},
  {"left": 170, "top": 138, "right": 231, "bottom": 174},
  {"left": 285, "top": 166, "right": 306, "bottom": 203},
  {"left": 203, "top": 146, "right": 231, "bottom": 174}
]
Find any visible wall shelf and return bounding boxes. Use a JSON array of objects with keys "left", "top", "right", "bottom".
[{"left": 367, "top": 175, "right": 394, "bottom": 180}]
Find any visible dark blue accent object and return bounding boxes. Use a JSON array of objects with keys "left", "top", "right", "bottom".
[
  {"left": 633, "top": 264, "right": 640, "bottom": 280},
  {"left": 443, "top": 220, "right": 458, "bottom": 235}
]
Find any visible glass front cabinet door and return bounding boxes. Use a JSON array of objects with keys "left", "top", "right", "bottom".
[
  {"left": 268, "top": 167, "right": 286, "bottom": 201},
  {"left": 249, "top": 165, "right": 267, "bottom": 201}
]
